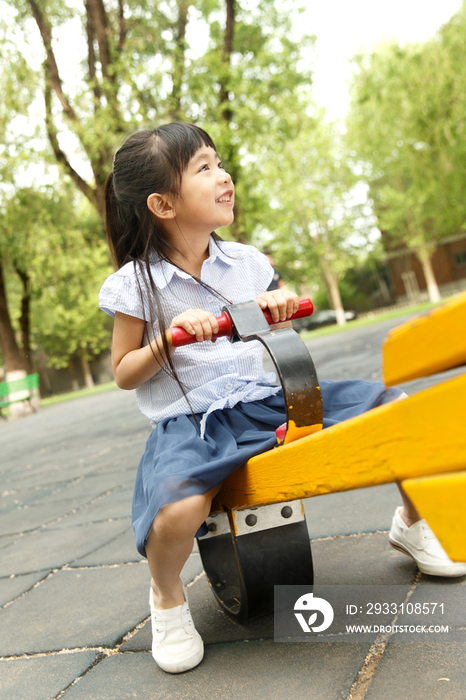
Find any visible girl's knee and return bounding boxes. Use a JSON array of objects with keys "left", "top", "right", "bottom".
[{"left": 152, "top": 493, "right": 212, "bottom": 541}]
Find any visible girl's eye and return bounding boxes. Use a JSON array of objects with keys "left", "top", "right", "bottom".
[
  {"left": 199, "top": 164, "right": 209, "bottom": 172},
  {"left": 218, "top": 162, "right": 225, "bottom": 170}
]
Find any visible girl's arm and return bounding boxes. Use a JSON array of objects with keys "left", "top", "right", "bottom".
[
  {"left": 255, "top": 289, "right": 300, "bottom": 329},
  {"left": 112, "top": 309, "right": 220, "bottom": 390}
]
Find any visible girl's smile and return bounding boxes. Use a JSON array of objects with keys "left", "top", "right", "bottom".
[
  {"left": 216, "top": 190, "right": 234, "bottom": 204},
  {"left": 174, "top": 146, "right": 235, "bottom": 233}
]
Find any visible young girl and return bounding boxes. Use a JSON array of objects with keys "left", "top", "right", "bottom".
[{"left": 99, "top": 122, "right": 466, "bottom": 674}]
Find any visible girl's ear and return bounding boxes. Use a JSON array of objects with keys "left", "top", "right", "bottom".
[{"left": 147, "top": 193, "right": 176, "bottom": 220}]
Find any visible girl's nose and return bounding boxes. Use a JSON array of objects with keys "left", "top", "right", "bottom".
[{"left": 219, "top": 170, "right": 232, "bottom": 184}]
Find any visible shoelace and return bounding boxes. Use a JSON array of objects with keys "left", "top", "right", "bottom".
[
  {"left": 419, "top": 523, "right": 436, "bottom": 541},
  {"left": 152, "top": 607, "right": 194, "bottom": 634}
]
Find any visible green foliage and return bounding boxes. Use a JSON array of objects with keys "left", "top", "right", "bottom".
[
  {"left": 1, "top": 0, "right": 316, "bottom": 222},
  {"left": 0, "top": 0, "right": 380, "bottom": 370},
  {"left": 346, "top": 4, "right": 466, "bottom": 256},
  {"left": 250, "top": 114, "right": 370, "bottom": 302},
  {"left": 0, "top": 26, "right": 42, "bottom": 183},
  {"left": 33, "top": 239, "right": 113, "bottom": 368},
  {"left": 0, "top": 185, "right": 113, "bottom": 369},
  {"left": 2, "top": 0, "right": 315, "bottom": 227}
]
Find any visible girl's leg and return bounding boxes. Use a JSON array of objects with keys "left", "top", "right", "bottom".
[
  {"left": 146, "top": 485, "right": 221, "bottom": 610},
  {"left": 391, "top": 484, "right": 466, "bottom": 576},
  {"left": 396, "top": 482, "right": 421, "bottom": 526}
]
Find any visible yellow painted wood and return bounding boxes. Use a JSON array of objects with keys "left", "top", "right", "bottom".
[
  {"left": 401, "top": 472, "right": 466, "bottom": 562},
  {"left": 212, "top": 373, "right": 466, "bottom": 513},
  {"left": 383, "top": 291, "right": 466, "bottom": 386},
  {"left": 283, "top": 419, "right": 322, "bottom": 445}
]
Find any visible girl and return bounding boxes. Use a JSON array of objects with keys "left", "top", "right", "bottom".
[{"left": 99, "top": 123, "right": 466, "bottom": 674}]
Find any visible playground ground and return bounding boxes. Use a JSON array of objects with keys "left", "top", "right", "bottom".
[{"left": 1, "top": 311, "right": 465, "bottom": 700}]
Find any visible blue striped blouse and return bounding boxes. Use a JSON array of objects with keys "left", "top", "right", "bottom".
[{"left": 99, "top": 238, "right": 280, "bottom": 435}]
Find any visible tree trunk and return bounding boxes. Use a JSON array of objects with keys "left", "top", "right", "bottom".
[
  {"left": 0, "top": 255, "right": 27, "bottom": 373},
  {"left": 220, "top": 0, "right": 235, "bottom": 122},
  {"left": 68, "top": 358, "right": 80, "bottom": 391},
  {"left": 79, "top": 350, "right": 95, "bottom": 388},
  {"left": 14, "top": 264, "right": 33, "bottom": 373},
  {"left": 416, "top": 245, "right": 441, "bottom": 303},
  {"left": 169, "top": 0, "right": 190, "bottom": 121},
  {"left": 218, "top": 0, "right": 245, "bottom": 240},
  {"left": 319, "top": 255, "right": 346, "bottom": 325}
]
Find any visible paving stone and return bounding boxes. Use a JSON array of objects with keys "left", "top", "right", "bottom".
[
  {"left": 311, "top": 531, "right": 419, "bottom": 586},
  {"left": 0, "top": 499, "right": 93, "bottom": 537},
  {"left": 60, "top": 641, "right": 369, "bottom": 700},
  {"left": 0, "top": 391, "right": 149, "bottom": 468},
  {"left": 0, "top": 483, "right": 62, "bottom": 509},
  {"left": 70, "top": 526, "right": 142, "bottom": 566},
  {"left": 0, "top": 651, "right": 99, "bottom": 700},
  {"left": 303, "top": 483, "right": 400, "bottom": 538},
  {"left": 365, "top": 630, "right": 466, "bottom": 700},
  {"left": 0, "top": 535, "right": 16, "bottom": 552},
  {"left": 3, "top": 337, "right": 462, "bottom": 699},
  {"left": 0, "top": 563, "right": 150, "bottom": 656},
  {"left": 5, "top": 471, "right": 135, "bottom": 509},
  {"left": 0, "top": 519, "right": 130, "bottom": 577},
  {"left": 396, "top": 576, "right": 466, "bottom": 629},
  {"left": 2, "top": 467, "right": 71, "bottom": 490},
  {"left": 52, "top": 486, "right": 134, "bottom": 528},
  {"left": 0, "top": 569, "right": 50, "bottom": 607},
  {"left": 0, "top": 392, "right": 148, "bottom": 492},
  {"left": 2, "top": 461, "right": 133, "bottom": 492}
]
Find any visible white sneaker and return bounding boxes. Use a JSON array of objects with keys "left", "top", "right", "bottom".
[
  {"left": 149, "top": 588, "right": 204, "bottom": 673},
  {"left": 389, "top": 507, "right": 466, "bottom": 578}
]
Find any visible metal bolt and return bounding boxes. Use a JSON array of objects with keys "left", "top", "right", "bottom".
[
  {"left": 281, "top": 506, "right": 293, "bottom": 519},
  {"left": 208, "top": 522, "right": 217, "bottom": 532},
  {"left": 245, "top": 514, "right": 257, "bottom": 527}
]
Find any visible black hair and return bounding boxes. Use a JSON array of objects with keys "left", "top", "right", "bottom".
[{"left": 105, "top": 122, "right": 230, "bottom": 414}]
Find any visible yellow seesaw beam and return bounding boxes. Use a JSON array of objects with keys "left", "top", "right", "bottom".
[
  {"left": 213, "top": 373, "right": 466, "bottom": 560},
  {"left": 383, "top": 291, "right": 466, "bottom": 387},
  {"left": 401, "top": 471, "right": 466, "bottom": 561}
]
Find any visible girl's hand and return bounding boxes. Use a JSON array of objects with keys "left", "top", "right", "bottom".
[
  {"left": 169, "top": 309, "right": 220, "bottom": 343},
  {"left": 254, "top": 290, "right": 300, "bottom": 324}
]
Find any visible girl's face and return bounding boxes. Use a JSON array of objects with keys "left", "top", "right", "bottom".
[{"left": 174, "top": 146, "right": 235, "bottom": 235}]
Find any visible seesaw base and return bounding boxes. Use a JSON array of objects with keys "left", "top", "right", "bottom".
[{"left": 197, "top": 499, "right": 314, "bottom": 622}]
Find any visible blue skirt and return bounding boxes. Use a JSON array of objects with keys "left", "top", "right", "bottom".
[{"left": 132, "top": 380, "right": 403, "bottom": 556}]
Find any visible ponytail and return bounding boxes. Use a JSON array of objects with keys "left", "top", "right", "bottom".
[
  {"left": 105, "top": 171, "right": 150, "bottom": 269},
  {"left": 104, "top": 172, "right": 120, "bottom": 267}
]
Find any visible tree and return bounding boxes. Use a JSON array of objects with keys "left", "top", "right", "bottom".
[
  {"left": 4, "top": 0, "right": 314, "bottom": 242},
  {"left": 346, "top": 6, "right": 466, "bottom": 302},
  {"left": 190, "top": 0, "right": 314, "bottom": 241},
  {"left": 32, "top": 231, "right": 113, "bottom": 387},
  {"left": 252, "top": 115, "right": 367, "bottom": 324},
  {"left": 0, "top": 185, "right": 113, "bottom": 385},
  {"left": 0, "top": 32, "right": 39, "bottom": 377}
]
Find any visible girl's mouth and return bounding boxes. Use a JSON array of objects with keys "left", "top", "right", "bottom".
[{"left": 216, "top": 190, "right": 234, "bottom": 203}]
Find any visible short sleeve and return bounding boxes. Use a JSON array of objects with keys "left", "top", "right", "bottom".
[{"left": 99, "top": 265, "right": 148, "bottom": 320}]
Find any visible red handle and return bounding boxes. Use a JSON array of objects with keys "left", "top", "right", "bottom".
[
  {"left": 262, "top": 298, "right": 314, "bottom": 325},
  {"left": 167, "top": 298, "right": 314, "bottom": 347}
]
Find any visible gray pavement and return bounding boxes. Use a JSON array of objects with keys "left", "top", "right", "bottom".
[{"left": 1, "top": 312, "right": 465, "bottom": 700}]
